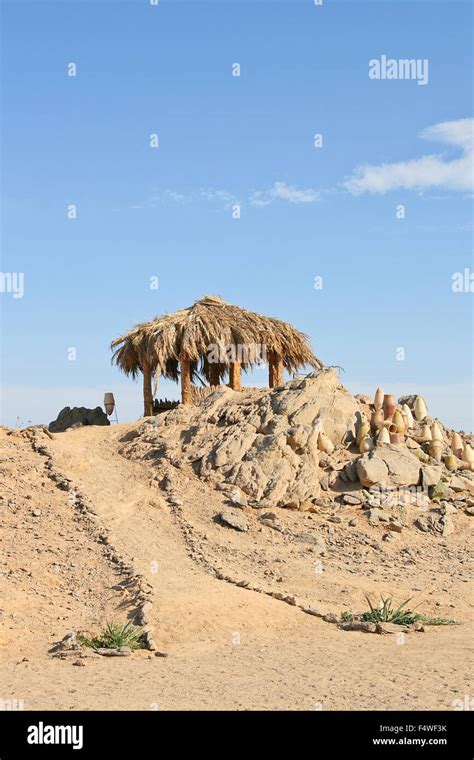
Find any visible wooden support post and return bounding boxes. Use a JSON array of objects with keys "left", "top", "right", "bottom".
[
  {"left": 268, "top": 351, "right": 275, "bottom": 388},
  {"left": 229, "top": 361, "right": 241, "bottom": 391},
  {"left": 142, "top": 358, "right": 154, "bottom": 417},
  {"left": 268, "top": 351, "right": 284, "bottom": 388},
  {"left": 209, "top": 363, "right": 220, "bottom": 387},
  {"left": 180, "top": 352, "right": 192, "bottom": 405},
  {"left": 275, "top": 354, "right": 284, "bottom": 386}
]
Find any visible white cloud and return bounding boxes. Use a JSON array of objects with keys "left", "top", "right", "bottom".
[
  {"left": 344, "top": 117, "right": 474, "bottom": 195},
  {"left": 165, "top": 190, "right": 187, "bottom": 203},
  {"left": 131, "top": 181, "right": 320, "bottom": 211},
  {"left": 250, "top": 181, "right": 320, "bottom": 206},
  {"left": 199, "top": 188, "right": 239, "bottom": 208}
]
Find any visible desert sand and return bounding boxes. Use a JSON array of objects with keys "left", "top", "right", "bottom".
[{"left": 1, "top": 374, "right": 472, "bottom": 711}]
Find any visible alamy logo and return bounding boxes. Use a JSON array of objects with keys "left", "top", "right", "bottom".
[
  {"left": 452, "top": 694, "right": 474, "bottom": 710},
  {"left": 452, "top": 268, "right": 474, "bottom": 293},
  {"left": 27, "top": 722, "right": 83, "bottom": 750},
  {"left": 369, "top": 55, "right": 429, "bottom": 85},
  {"left": 0, "top": 272, "right": 24, "bottom": 299}
]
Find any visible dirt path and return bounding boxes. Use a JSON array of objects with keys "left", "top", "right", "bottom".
[{"left": 1, "top": 424, "right": 471, "bottom": 710}]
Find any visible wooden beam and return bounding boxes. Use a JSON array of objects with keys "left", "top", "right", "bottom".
[
  {"left": 229, "top": 361, "right": 241, "bottom": 391},
  {"left": 180, "top": 351, "right": 192, "bottom": 405},
  {"left": 142, "top": 358, "right": 154, "bottom": 417}
]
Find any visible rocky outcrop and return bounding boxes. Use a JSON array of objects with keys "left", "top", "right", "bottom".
[
  {"left": 122, "top": 368, "right": 361, "bottom": 508},
  {"left": 119, "top": 368, "right": 474, "bottom": 524}
]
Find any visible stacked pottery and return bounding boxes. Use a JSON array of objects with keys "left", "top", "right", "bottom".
[
  {"left": 370, "top": 409, "right": 385, "bottom": 433},
  {"left": 402, "top": 404, "right": 414, "bottom": 429},
  {"left": 413, "top": 396, "right": 427, "bottom": 421},
  {"left": 383, "top": 394, "right": 395, "bottom": 420},
  {"left": 359, "top": 435, "right": 374, "bottom": 454},
  {"left": 462, "top": 444, "right": 474, "bottom": 471},
  {"left": 392, "top": 410, "right": 406, "bottom": 434},
  {"left": 420, "top": 424, "right": 432, "bottom": 442},
  {"left": 317, "top": 432, "right": 334, "bottom": 455},
  {"left": 445, "top": 454, "right": 458, "bottom": 471},
  {"left": 451, "top": 432, "right": 463, "bottom": 459},
  {"left": 377, "top": 427, "right": 391, "bottom": 445},
  {"left": 413, "top": 448, "right": 430, "bottom": 464},
  {"left": 374, "top": 387, "right": 384, "bottom": 411},
  {"left": 356, "top": 421, "right": 371, "bottom": 446},
  {"left": 383, "top": 423, "right": 398, "bottom": 444},
  {"left": 431, "top": 422, "right": 443, "bottom": 441},
  {"left": 429, "top": 440, "right": 443, "bottom": 462},
  {"left": 388, "top": 410, "right": 404, "bottom": 444}
]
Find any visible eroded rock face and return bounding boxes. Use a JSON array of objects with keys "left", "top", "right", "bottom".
[{"left": 269, "top": 369, "right": 361, "bottom": 443}]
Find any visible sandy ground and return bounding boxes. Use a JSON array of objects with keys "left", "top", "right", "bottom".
[{"left": 0, "top": 423, "right": 472, "bottom": 711}]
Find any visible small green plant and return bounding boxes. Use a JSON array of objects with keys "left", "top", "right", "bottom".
[
  {"left": 340, "top": 611, "right": 354, "bottom": 622},
  {"left": 358, "top": 596, "right": 458, "bottom": 626},
  {"left": 431, "top": 479, "right": 447, "bottom": 502},
  {"left": 79, "top": 621, "right": 145, "bottom": 650},
  {"left": 416, "top": 615, "right": 458, "bottom": 626}
]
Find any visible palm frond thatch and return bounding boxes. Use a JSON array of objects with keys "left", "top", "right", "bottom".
[{"left": 111, "top": 295, "right": 323, "bottom": 384}]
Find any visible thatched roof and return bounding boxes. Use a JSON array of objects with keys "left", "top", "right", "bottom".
[{"left": 111, "top": 295, "right": 323, "bottom": 384}]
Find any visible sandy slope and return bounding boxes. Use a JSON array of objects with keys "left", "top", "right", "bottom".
[{"left": 0, "top": 423, "right": 472, "bottom": 710}]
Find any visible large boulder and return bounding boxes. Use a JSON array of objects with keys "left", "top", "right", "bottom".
[
  {"left": 49, "top": 406, "right": 110, "bottom": 433},
  {"left": 356, "top": 453, "right": 389, "bottom": 487},
  {"left": 356, "top": 445, "right": 421, "bottom": 487}
]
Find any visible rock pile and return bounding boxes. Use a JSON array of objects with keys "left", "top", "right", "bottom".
[{"left": 120, "top": 368, "right": 474, "bottom": 531}]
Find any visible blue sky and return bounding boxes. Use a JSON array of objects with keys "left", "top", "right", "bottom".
[{"left": 1, "top": 0, "right": 473, "bottom": 430}]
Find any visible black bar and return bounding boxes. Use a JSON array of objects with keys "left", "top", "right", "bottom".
[{"left": 0, "top": 711, "right": 471, "bottom": 757}]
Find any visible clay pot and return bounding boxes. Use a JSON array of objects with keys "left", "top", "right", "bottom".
[
  {"left": 451, "top": 432, "right": 463, "bottom": 459},
  {"left": 445, "top": 454, "right": 458, "bottom": 471},
  {"left": 392, "top": 410, "right": 406, "bottom": 434},
  {"left": 359, "top": 435, "right": 374, "bottom": 454},
  {"left": 103, "top": 392, "right": 115, "bottom": 416},
  {"left": 431, "top": 422, "right": 443, "bottom": 442},
  {"left": 413, "top": 448, "right": 430, "bottom": 464},
  {"left": 413, "top": 396, "right": 427, "bottom": 421},
  {"left": 402, "top": 404, "right": 414, "bottom": 429},
  {"left": 420, "top": 424, "right": 432, "bottom": 442},
  {"left": 374, "top": 387, "right": 384, "bottom": 411},
  {"left": 390, "top": 432, "right": 403, "bottom": 445},
  {"left": 429, "top": 440, "right": 443, "bottom": 461},
  {"left": 356, "top": 421, "right": 371, "bottom": 445},
  {"left": 383, "top": 394, "right": 395, "bottom": 420},
  {"left": 462, "top": 444, "right": 474, "bottom": 470},
  {"left": 370, "top": 409, "right": 385, "bottom": 432},
  {"left": 377, "top": 427, "right": 391, "bottom": 445},
  {"left": 383, "top": 421, "right": 397, "bottom": 434},
  {"left": 317, "top": 432, "right": 334, "bottom": 455}
]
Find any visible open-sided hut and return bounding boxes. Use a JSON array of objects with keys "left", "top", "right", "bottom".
[{"left": 111, "top": 295, "right": 322, "bottom": 415}]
